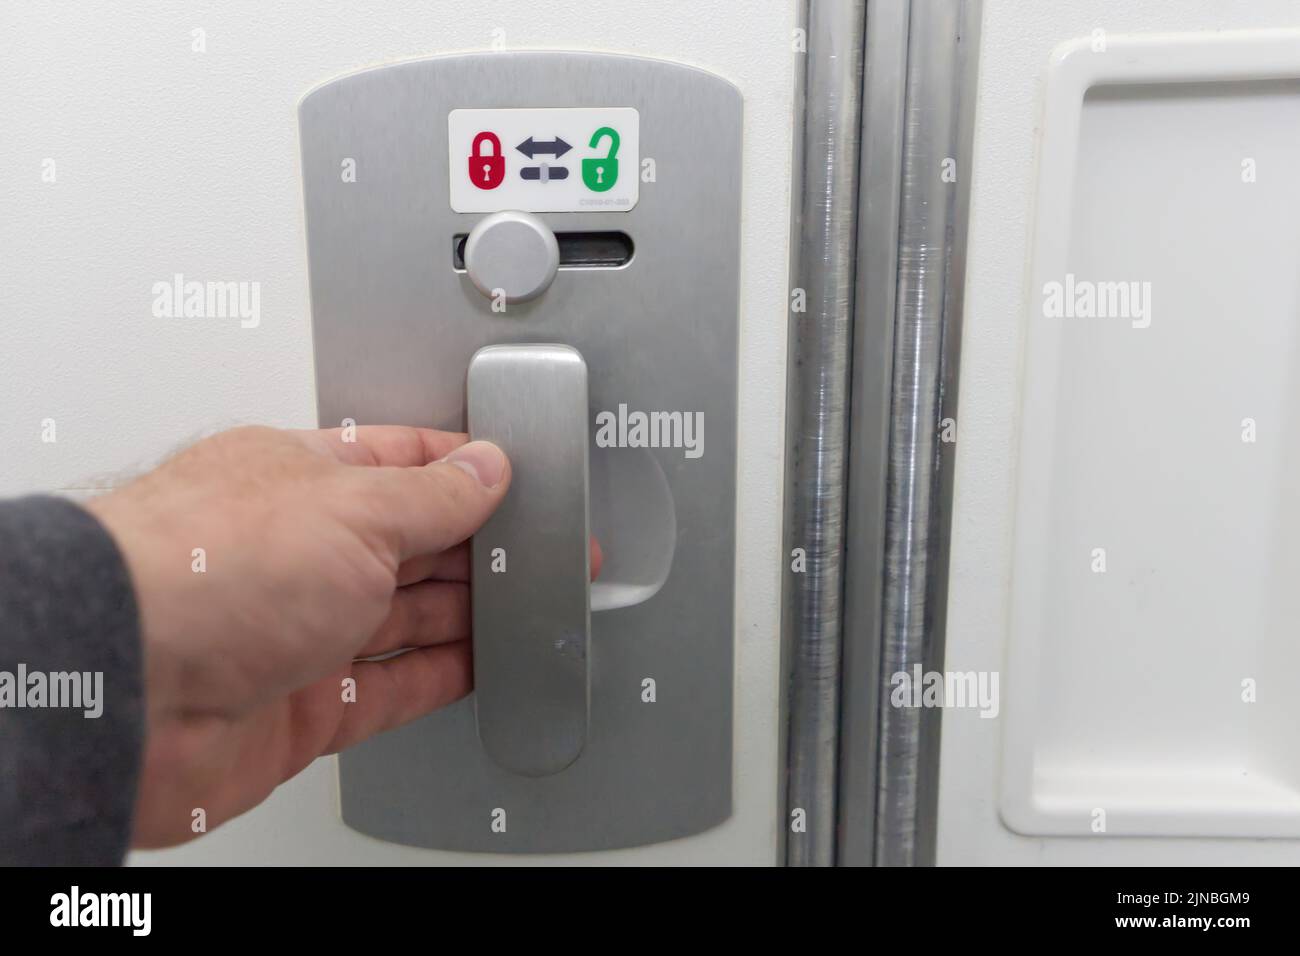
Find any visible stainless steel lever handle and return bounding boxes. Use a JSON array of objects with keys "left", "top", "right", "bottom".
[{"left": 467, "top": 344, "right": 591, "bottom": 777}]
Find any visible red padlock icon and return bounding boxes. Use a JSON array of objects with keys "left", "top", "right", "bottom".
[{"left": 469, "top": 131, "right": 505, "bottom": 189}]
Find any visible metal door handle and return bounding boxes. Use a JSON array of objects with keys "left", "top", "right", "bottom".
[{"left": 467, "top": 344, "right": 590, "bottom": 776}]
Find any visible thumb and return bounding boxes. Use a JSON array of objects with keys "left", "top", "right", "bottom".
[{"left": 350, "top": 440, "right": 512, "bottom": 561}]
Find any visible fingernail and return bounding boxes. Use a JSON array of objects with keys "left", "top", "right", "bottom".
[{"left": 440, "top": 441, "right": 506, "bottom": 488}]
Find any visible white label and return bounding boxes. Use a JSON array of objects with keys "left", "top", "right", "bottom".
[{"left": 449, "top": 107, "right": 639, "bottom": 213}]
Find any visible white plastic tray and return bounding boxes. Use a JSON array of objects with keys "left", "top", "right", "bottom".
[{"left": 1002, "top": 30, "right": 1300, "bottom": 837}]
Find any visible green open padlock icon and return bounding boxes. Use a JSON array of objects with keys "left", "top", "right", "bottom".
[{"left": 582, "top": 127, "right": 620, "bottom": 192}]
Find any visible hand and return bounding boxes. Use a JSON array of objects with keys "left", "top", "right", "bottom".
[{"left": 86, "top": 424, "right": 596, "bottom": 848}]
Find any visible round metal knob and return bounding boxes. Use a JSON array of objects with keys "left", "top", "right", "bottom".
[{"left": 463, "top": 210, "right": 559, "bottom": 304}]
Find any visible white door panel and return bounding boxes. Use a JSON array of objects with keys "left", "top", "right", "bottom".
[
  {"left": 0, "top": 0, "right": 795, "bottom": 866},
  {"left": 942, "top": 0, "right": 1300, "bottom": 865}
]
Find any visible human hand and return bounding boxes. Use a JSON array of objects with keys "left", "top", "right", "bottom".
[{"left": 87, "top": 424, "right": 597, "bottom": 848}]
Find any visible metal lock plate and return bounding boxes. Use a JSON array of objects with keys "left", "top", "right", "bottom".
[{"left": 300, "top": 51, "right": 741, "bottom": 853}]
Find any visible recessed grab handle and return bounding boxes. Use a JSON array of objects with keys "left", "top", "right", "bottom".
[{"left": 467, "top": 344, "right": 590, "bottom": 777}]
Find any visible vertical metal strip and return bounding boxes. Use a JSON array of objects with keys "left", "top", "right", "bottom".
[
  {"left": 921, "top": 0, "right": 980, "bottom": 865},
  {"left": 873, "top": 0, "right": 981, "bottom": 867},
  {"left": 779, "top": 0, "right": 866, "bottom": 867},
  {"left": 836, "top": 0, "right": 911, "bottom": 868}
]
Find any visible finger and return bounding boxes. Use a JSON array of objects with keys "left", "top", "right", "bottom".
[
  {"left": 326, "top": 642, "right": 472, "bottom": 753},
  {"left": 397, "top": 544, "right": 469, "bottom": 587},
  {"left": 358, "top": 581, "right": 469, "bottom": 657},
  {"left": 302, "top": 426, "right": 469, "bottom": 467},
  {"left": 396, "top": 535, "right": 604, "bottom": 586},
  {"left": 344, "top": 441, "right": 511, "bottom": 562}
]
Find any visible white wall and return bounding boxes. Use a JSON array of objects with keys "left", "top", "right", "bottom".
[
  {"left": 941, "top": 0, "right": 1300, "bottom": 864},
  {"left": 0, "top": 0, "right": 796, "bottom": 864}
]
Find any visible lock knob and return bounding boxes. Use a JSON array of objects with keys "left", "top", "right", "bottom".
[
  {"left": 469, "top": 131, "right": 506, "bottom": 190},
  {"left": 462, "top": 210, "right": 559, "bottom": 303},
  {"left": 582, "top": 126, "right": 620, "bottom": 192}
]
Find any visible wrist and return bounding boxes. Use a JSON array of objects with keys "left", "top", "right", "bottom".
[{"left": 84, "top": 492, "right": 185, "bottom": 731}]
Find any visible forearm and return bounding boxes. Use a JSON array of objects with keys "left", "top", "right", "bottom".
[{"left": 0, "top": 495, "right": 143, "bottom": 865}]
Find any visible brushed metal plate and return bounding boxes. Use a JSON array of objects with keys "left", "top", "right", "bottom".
[{"left": 302, "top": 51, "right": 740, "bottom": 853}]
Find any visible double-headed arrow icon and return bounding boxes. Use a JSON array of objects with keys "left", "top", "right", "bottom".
[{"left": 516, "top": 136, "right": 572, "bottom": 159}]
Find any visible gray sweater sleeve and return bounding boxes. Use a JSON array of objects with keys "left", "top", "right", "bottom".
[{"left": 0, "top": 495, "right": 143, "bottom": 865}]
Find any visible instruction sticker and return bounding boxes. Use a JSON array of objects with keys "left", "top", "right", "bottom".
[{"left": 449, "top": 107, "right": 639, "bottom": 213}]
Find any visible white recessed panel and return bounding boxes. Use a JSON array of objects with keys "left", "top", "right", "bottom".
[{"left": 1003, "top": 31, "right": 1300, "bottom": 837}]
